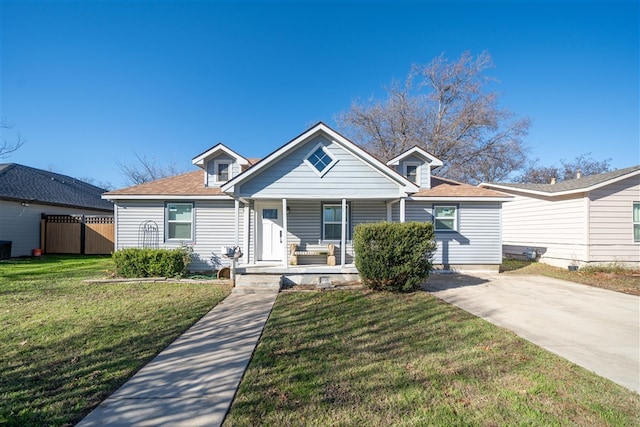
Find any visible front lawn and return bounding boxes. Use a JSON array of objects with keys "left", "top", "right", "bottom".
[
  {"left": 224, "top": 291, "right": 640, "bottom": 426},
  {"left": 0, "top": 255, "right": 231, "bottom": 426}
]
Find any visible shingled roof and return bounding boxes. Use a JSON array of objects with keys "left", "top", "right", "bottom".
[
  {"left": 481, "top": 165, "right": 640, "bottom": 195},
  {"left": 104, "top": 170, "right": 225, "bottom": 196},
  {"left": 412, "top": 177, "right": 511, "bottom": 198},
  {"left": 0, "top": 163, "right": 113, "bottom": 211}
]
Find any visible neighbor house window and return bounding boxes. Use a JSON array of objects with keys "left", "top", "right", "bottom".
[
  {"left": 634, "top": 202, "right": 640, "bottom": 243},
  {"left": 323, "top": 203, "right": 349, "bottom": 241},
  {"left": 403, "top": 162, "right": 420, "bottom": 184},
  {"left": 434, "top": 205, "right": 457, "bottom": 231},
  {"left": 304, "top": 143, "right": 337, "bottom": 177},
  {"left": 215, "top": 161, "right": 231, "bottom": 182},
  {"left": 166, "top": 203, "right": 193, "bottom": 240}
]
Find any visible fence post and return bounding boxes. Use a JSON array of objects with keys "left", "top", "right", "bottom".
[
  {"left": 40, "top": 214, "right": 46, "bottom": 254},
  {"left": 80, "top": 215, "right": 86, "bottom": 255}
]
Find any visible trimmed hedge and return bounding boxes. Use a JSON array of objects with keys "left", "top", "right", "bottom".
[
  {"left": 112, "top": 246, "right": 193, "bottom": 278},
  {"left": 354, "top": 222, "right": 436, "bottom": 292}
]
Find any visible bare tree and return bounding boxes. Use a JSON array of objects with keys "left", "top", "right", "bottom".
[
  {"left": 118, "top": 153, "right": 189, "bottom": 186},
  {"left": 0, "top": 119, "right": 25, "bottom": 158},
  {"left": 517, "top": 153, "right": 612, "bottom": 184},
  {"left": 336, "top": 51, "right": 530, "bottom": 184}
]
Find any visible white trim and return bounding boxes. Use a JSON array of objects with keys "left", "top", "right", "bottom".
[
  {"left": 341, "top": 198, "right": 347, "bottom": 267},
  {"left": 400, "top": 198, "right": 406, "bottom": 223},
  {"left": 242, "top": 203, "right": 249, "bottom": 264},
  {"left": 433, "top": 204, "right": 458, "bottom": 232},
  {"left": 479, "top": 169, "right": 640, "bottom": 197},
  {"left": 386, "top": 147, "right": 443, "bottom": 168},
  {"left": 282, "top": 198, "right": 288, "bottom": 267},
  {"left": 303, "top": 142, "right": 338, "bottom": 177},
  {"left": 234, "top": 199, "right": 240, "bottom": 246},
  {"left": 192, "top": 143, "right": 249, "bottom": 167},
  {"left": 408, "top": 196, "right": 512, "bottom": 202},
  {"left": 165, "top": 202, "right": 194, "bottom": 242},
  {"left": 103, "top": 195, "right": 233, "bottom": 201},
  {"left": 222, "top": 122, "right": 419, "bottom": 194}
]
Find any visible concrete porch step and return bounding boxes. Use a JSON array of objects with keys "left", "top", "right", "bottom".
[{"left": 232, "top": 274, "right": 282, "bottom": 294}]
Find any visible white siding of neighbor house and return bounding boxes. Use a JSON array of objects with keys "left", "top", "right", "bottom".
[
  {"left": 404, "top": 201, "right": 502, "bottom": 266},
  {"left": 236, "top": 136, "right": 404, "bottom": 198},
  {"left": 0, "top": 200, "right": 112, "bottom": 257},
  {"left": 500, "top": 192, "right": 588, "bottom": 267},
  {"left": 114, "top": 199, "right": 241, "bottom": 271},
  {"left": 588, "top": 175, "right": 640, "bottom": 264}
]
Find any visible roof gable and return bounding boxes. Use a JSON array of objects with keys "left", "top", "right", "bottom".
[
  {"left": 222, "top": 122, "right": 419, "bottom": 195},
  {"left": 386, "top": 146, "right": 443, "bottom": 168},
  {"left": 192, "top": 143, "right": 249, "bottom": 169},
  {"left": 0, "top": 163, "right": 113, "bottom": 211},
  {"left": 480, "top": 165, "right": 640, "bottom": 197}
]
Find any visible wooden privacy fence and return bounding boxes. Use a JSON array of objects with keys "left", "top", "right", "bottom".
[{"left": 40, "top": 214, "right": 114, "bottom": 255}]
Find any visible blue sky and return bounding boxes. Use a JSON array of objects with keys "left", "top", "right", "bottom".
[{"left": 1, "top": 0, "right": 638, "bottom": 188}]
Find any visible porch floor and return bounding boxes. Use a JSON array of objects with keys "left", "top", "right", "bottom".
[{"left": 237, "top": 263, "right": 358, "bottom": 275}]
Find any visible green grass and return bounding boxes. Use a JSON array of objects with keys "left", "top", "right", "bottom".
[
  {"left": 0, "top": 255, "right": 231, "bottom": 426},
  {"left": 501, "top": 258, "right": 640, "bottom": 296},
  {"left": 224, "top": 291, "right": 640, "bottom": 427}
]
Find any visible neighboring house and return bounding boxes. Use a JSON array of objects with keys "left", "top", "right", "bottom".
[
  {"left": 0, "top": 163, "right": 114, "bottom": 257},
  {"left": 103, "top": 123, "right": 511, "bottom": 273},
  {"left": 480, "top": 165, "right": 640, "bottom": 268}
]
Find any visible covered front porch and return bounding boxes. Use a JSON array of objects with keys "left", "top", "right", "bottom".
[{"left": 230, "top": 197, "right": 409, "bottom": 269}]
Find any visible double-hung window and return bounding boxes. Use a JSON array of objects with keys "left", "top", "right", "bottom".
[
  {"left": 215, "top": 160, "right": 231, "bottom": 182},
  {"left": 166, "top": 203, "right": 194, "bottom": 241},
  {"left": 403, "top": 162, "right": 420, "bottom": 185},
  {"left": 434, "top": 205, "right": 457, "bottom": 231},
  {"left": 323, "top": 203, "right": 349, "bottom": 241},
  {"left": 634, "top": 202, "right": 640, "bottom": 243}
]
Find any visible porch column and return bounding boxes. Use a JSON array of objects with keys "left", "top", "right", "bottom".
[
  {"left": 234, "top": 199, "right": 240, "bottom": 245},
  {"left": 242, "top": 202, "right": 249, "bottom": 264},
  {"left": 399, "top": 198, "right": 406, "bottom": 223},
  {"left": 282, "top": 198, "right": 288, "bottom": 267},
  {"left": 341, "top": 198, "right": 347, "bottom": 267}
]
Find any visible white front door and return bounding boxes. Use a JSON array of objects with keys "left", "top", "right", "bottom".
[{"left": 258, "top": 204, "right": 283, "bottom": 261}]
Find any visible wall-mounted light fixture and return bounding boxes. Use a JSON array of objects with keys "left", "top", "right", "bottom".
[{"left": 21, "top": 202, "right": 30, "bottom": 207}]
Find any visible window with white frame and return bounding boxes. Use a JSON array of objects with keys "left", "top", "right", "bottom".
[
  {"left": 433, "top": 205, "right": 457, "bottom": 231},
  {"left": 304, "top": 143, "right": 337, "bottom": 177},
  {"left": 215, "top": 160, "right": 231, "bottom": 182},
  {"left": 634, "top": 202, "right": 640, "bottom": 243},
  {"left": 166, "top": 203, "right": 194, "bottom": 240},
  {"left": 322, "top": 203, "right": 349, "bottom": 241},
  {"left": 403, "top": 162, "right": 420, "bottom": 184}
]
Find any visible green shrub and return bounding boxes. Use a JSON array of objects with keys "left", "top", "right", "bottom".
[
  {"left": 354, "top": 222, "right": 436, "bottom": 292},
  {"left": 112, "top": 246, "right": 193, "bottom": 278}
]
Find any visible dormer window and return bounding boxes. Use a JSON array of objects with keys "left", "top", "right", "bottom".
[
  {"left": 403, "top": 162, "right": 420, "bottom": 185},
  {"left": 304, "top": 143, "right": 337, "bottom": 177},
  {"left": 214, "top": 160, "right": 231, "bottom": 183}
]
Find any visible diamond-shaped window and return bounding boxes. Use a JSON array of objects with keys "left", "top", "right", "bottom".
[{"left": 304, "top": 143, "right": 337, "bottom": 177}]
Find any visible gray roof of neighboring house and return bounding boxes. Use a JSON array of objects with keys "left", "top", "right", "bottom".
[
  {"left": 0, "top": 163, "right": 113, "bottom": 211},
  {"left": 482, "top": 165, "right": 640, "bottom": 194}
]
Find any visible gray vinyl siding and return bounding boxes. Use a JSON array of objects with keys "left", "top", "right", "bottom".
[
  {"left": 236, "top": 136, "right": 404, "bottom": 198},
  {"left": 0, "top": 200, "right": 112, "bottom": 257},
  {"left": 114, "top": 199, "right": 240, "bottom": 271},
  {"left": 405, "top": 201, "right": 502, "bottom": 265},
  {"left": 588, "top": 176, "right": 640, "bottom": 263}
]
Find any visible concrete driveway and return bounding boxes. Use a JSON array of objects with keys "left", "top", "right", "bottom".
[{"left": 423, "top": 273, "right": 639, "bottom": 393}]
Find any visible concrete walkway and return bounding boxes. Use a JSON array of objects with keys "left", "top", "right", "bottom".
[
  {"left": 78, "top": 292, "right": 278, "bottom": 427},
  {"left": 424, "top": 273, "right": 640, "bottom": 393}
]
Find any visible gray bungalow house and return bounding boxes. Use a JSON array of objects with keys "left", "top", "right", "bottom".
[{"left": 103, "top": 123, "right": 510, "bottom": 276}]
